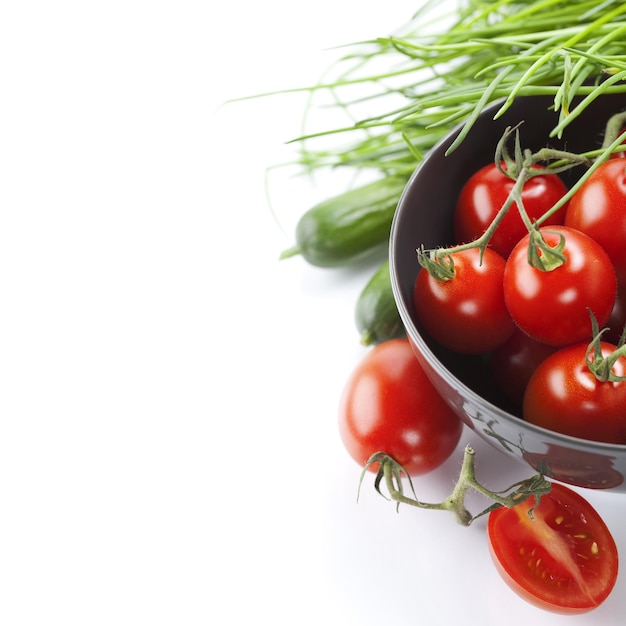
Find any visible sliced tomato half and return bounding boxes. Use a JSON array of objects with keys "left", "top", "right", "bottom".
[{"left": 487, "top": 482, "right": 618, "bottom": 614}]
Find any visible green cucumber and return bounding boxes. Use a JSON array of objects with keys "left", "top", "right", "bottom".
[
  {"left": 355, "top": 260, "right": 406, "bottom": 346},
  {"left": 280, "top": 176, "right": 408, "bottom": 268}
]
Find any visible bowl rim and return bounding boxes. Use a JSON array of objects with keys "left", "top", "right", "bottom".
[{"left": 389, "top": 98, "right": 626, "bottom": 455}]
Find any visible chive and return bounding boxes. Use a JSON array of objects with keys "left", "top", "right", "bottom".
[{"left": 241, "top": 0, "right": 626, "bottom": 181}]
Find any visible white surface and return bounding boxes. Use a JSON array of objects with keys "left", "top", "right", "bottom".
[{"left": 1, "top": 1, "right": 626, "bottom": 624}]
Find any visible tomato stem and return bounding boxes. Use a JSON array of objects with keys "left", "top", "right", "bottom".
[
  {"left": 417, "top": 245, "right": 456, "bottom": 281},
  {"left": 360, "top": 445, "right": 552, "bottom": 526},
  {"left": 585, "top": 310, "right": 626, "bottom": 383},
  {"left": 602, "top": 111, "right": 626, "bottom": 150},
  {"left": 418, "top": 117, "right": 626, "bottom": 278},
  {"left": 526, "top": 227, "right": 567, "bottom": 272}
]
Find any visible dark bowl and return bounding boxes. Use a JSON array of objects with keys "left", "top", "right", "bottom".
[{"left": 389, "top": 92, "right": 626, "bottom": 491}]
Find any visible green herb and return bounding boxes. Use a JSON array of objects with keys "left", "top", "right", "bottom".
[
  {"left": 239, "top": 0, "right": 626, "bottom": 345},
  {"left": 248, "top": 0, "right": 626, "bottom": 180}
]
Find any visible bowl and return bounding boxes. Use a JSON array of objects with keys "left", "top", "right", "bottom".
[{"left": 389, "top": 92, "right": 626, "bottom": 492}]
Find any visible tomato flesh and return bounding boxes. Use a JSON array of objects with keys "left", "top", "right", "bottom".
[{"left": 488, "top": 483, "right": 618, "bottom": 614}]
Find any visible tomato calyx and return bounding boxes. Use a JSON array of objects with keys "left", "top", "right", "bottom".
[
  {"left": 526, "top": 226, "right": 567, "bottom": 272},
  {"left": 359, "top": 445, "right": 552, "bottom": 526},
  {"left": 585, "top": 310, "right": 626, "bottom": 383},
  {"left": 416, "top": 245, "right": 456, "bottom": 281}
]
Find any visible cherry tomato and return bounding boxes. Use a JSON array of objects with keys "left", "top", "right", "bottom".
[
  {"left": 488, "top": 482, "right": 618, "bottom": 614},
  {"left": 523, "top": 341, "right": 626, "bottom": 444},
  {"left": 454, "top": 163, "right": 568, "bottom": 258},
  {"left": 413, "top": 247, "right": 515, "bottom": 354},
  {"left": 490, "top": 329, "right": 557, "bottom": 407},
  {"left": 565, "top": 158, "right": 626, "bottom": 285},
  {"left": 503, "top": 226, "right": 616, "bottom": 346},
  {"left": 338, "top": 339, "right": 462, "bottom": 476}
]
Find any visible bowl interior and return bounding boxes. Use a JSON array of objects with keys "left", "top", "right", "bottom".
[{"left": 390, "top": 93, "right": 626, "bottom": 491}]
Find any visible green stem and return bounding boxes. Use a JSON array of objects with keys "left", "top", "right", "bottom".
[
  {"left": 585, "top": 310, "right": 626, "bottom": 382},
  {"left": 420, "top": 128, "right": 585, "bottom": 272},
  {"left": 602, "top": 111, "right": 626, "bottom": 149},
  {"left": 361, "top": 445, "right": 552, "bottom": 526},
  {"left": 421, "top": 122, "right": 626, "bottom": 278}
]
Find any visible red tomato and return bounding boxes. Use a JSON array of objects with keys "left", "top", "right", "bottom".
[
  {"left": 338, "top": 339, "right": 462, "bottom": 476},
  {"left": 413, "top": 247, "right": 515, "bottom": 354},
  {"left": 565, "top": 158, "right": 626, "bottom": 285},
  {"left": 488, "top": 482, "right": 618, "bottom": 614},
  {"left": 503, "top": 226, "right": 616, "bottom": 346},
  {"left": 523, "top": 341, "right": 626, "bottom": 443},
  {"left": 490, "top": 329, "right": 557, "bottom": 407},
  {"left": 455, "top": 163, "right": 568, "bottom": 258}
]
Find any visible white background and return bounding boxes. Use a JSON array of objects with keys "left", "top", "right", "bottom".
[{"left": 2, "top": 1, "right": 626, "bottom": 624}]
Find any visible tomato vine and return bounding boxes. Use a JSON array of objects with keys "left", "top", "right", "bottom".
[
  {"left": 419, "top": 113, "right": 626, "bottom": 276},
  {"left": 359, "top": 445, "right": 552, "bottom": 526}
]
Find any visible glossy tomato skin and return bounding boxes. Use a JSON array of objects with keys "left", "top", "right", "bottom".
[
  {"left": 454, "top": 163, "right": 568, "bottom": 258},
  {"left": 338, "top": 339, "right": 463, "bottom": 476},
  {"left": 565, "top": 158, "right": 626, "bottom": 285},
  {"left": 523, "top": 341, "right": 626, "bottom": 444},
  {"left": 413, "top": 247, "right": 515, "bottom": 354},
  {"left": 488, "top": 482, "right": 618, "bottom": 614},
  {"left": 503, "top": 226, "right": 616, "bottom": 346}
]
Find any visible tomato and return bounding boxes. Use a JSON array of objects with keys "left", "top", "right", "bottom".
[
  {"left": 503, "top": 226, "right": 617, "bottom": 346},
  {"left": 523, "top": 341, "right": 626, "bottom": 444},
  {"left": 454, "top": 163, "right": 568, "bottom": 258},
  {"left": 490, "top": 329, "right": 557, "bottom": 407},
  {"left": 338, "top": 339, "right": 462, "bottom": 476},
  {"left": 565, "top": 158, "right": 626, "bottom": 285},
  {"left": 488, "top": 482, "right": 618, "bottom": 614},
  {"left": 413, "top": 247, "right": 515, "bottom": 354}
]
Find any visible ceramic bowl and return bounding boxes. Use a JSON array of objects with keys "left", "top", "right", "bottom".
[{"left": 389, "top": 92, "right": 626, "bottom": 491}]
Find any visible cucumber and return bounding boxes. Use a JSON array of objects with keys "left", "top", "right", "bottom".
[
  {"left": 280, "top": 176, "right": 408, "bottom": 268},
  {"left": 356, "top": 260, "right": 406, "bottom": 346}
]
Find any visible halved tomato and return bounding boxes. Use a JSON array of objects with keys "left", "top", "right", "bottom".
[{"left": 487, "top": 482, "right": 618, "bottom": 614}]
